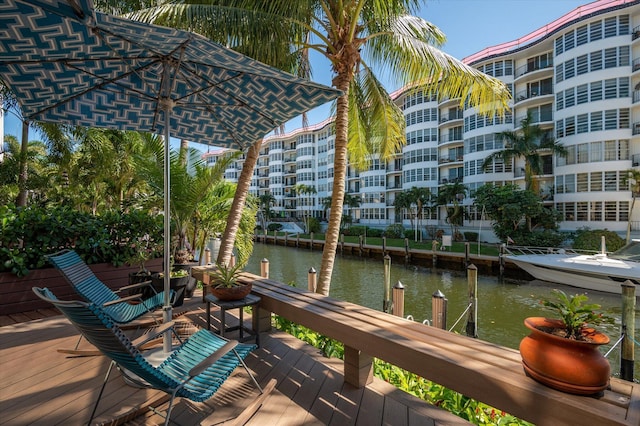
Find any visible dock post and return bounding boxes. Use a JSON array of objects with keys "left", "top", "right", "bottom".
[
  {"left": 432, "top": 239, "right": 439, "bottom": 268},
  {"left": 404, "top": 238, "right": 410, "bottom": 265},
  {"left": 432, "top": 290, "right": 447, "bottom": 330},
  {"left": 273, "top": 230, "right": 277, "bottom": 244},
  {"left": 383, "top": 255, "right": 391, "bottom": 313},
  {"left": 392, "top": 281, "right": 404, "bottom": 317},
  {"left": 359, "top": 234, "right": 364, "bottom": 256},
  {"left": 310, "top": 232, "right": 314, "bottom": 251},
  {"left": 284, "top": 232, "right": 288, "bottom": 247},
  {"left": 621, "top": 281, "right": 636, "bottom": 381},
  {"left": 465, "top": 264, "right": 478, "bottom": 338},
  {"left": 308, "top": 267, "right": 317, "bottom": 292},
  {"left": 296, "top": 233, "right": 300, "bottom": 248},
  {"left": 340, "top": 233, "right": 345, "bottom": 254},
  {"left": 499, "top": 243, "right": 505, "bottom": 279},
  {"left": 382, "top": 236, "right": 387, "bottom": 256},
  {"left": 465, "top": 242, "right": 470, "bottom": 267},
  {"left": 260, "top": 258, "right": 269, "bottom": 279}
]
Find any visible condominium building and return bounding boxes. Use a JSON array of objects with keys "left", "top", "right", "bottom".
[{"left": 204, "top": 0, "right": 640, "bottom": 240}]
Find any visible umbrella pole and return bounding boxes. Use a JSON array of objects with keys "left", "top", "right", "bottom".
[{"left": 162, "top": 99, "right": 173, "bottom": 353}]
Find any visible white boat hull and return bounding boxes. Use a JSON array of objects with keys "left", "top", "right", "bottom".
[{"left": 507, "top": 254, "right": 640, "bottom": 295}]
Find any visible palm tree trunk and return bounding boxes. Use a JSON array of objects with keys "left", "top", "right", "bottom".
[
  {"left": 627, "top": 195, "right": 636, "bottom": 243},
  {"left": 217, "top": 140, "right": 262, "bottom": 265},
  {"left": 317, "top": 76, "right": 350, "bottom": 295},
  {"left": 179, "top": 139, "right": 189, "bottom": 166},
  {"left": 16, "top": 120, "right": 29, "bottom": 207}
]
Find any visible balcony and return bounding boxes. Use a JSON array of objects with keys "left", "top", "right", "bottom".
[
  {"left": 514, "top": 61, "right": 553, "bottom": 79},
  {"left": 438, "top": 133, "right": 463, "bottom": 145},
  {"left": 439, "top": 111, "right": 463, "bottom": 124}
]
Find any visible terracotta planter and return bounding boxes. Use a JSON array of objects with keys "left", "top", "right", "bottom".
[
  {"left": 209, "top": 283, "right": 252, "bottom": 301},
  {"left": 519, "top": 317, "right": 611, "bottom": 395}
]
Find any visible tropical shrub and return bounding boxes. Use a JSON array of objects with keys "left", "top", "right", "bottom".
[
  {"left": 347, "top": 225, "right": 367, "bottom": 236},
  {"left": 307, "top": 217, "right": 321, "bottom": 234},
  {"left": 464, "top": 232, "right": 478, "bottom": 242},
  {"left": 384, "top": 224, "right": 405, "bottom": 239},
  {"left": 267, "top": 223, "right": 283, "bottom": 232},
  {"left": 572, "top": 229, "right": 625, "bottom": 252},
  {"left": 366, "top": 227, "right": 383, "bottom": 238},
  {"left": 0, "top": 205, "right": 163, "bottom": 276}
]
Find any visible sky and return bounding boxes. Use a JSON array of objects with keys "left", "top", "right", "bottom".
[{"left": 2, "top": 0, "right": 590, "bottom": 151}]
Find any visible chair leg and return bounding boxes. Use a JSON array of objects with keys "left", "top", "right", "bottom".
[
  {"left": 234, "top": 349, "right": 263, "bottom": 394},
  {"left": 88, "top": 360, "right": 116, "bottom": 425},
  {"left": 163, "top": 390, "right": 180, "bottom": 426}
]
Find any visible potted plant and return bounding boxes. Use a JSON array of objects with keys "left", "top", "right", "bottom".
[
  {"left": 208, "top": 261, "right": 251, "bottom": 301},
  {"left": 172, "top": 248, "right": 198, "bottom": 298},
  {"left": 151, "top": 267, "right": 191, "bottom": 307},
  {"left": 519, "top": 289, "right": 614, "bottom": 395}
]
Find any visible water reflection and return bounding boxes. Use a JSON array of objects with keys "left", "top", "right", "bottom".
[{"left": 247, "top": 243, "right": 639, "bottom": 379}]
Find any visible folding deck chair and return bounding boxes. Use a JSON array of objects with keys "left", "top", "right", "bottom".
[
  {"left": 47, "top": 249, "right": 175, "bottom": 355},
  {"left": 33, "top": 287, "right": 273, "bottom": 426},
  {"left": 47, "top": 249, "right": 174, "bottom": 324}
]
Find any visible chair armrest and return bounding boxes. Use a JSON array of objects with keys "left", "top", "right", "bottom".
[
  {"left": 189, "top": 340, "right": 238, "bottom": 377},
  {"left": 116, "top": 280, "right": 154, "bottom": 294},
  {"left": 131, "top": 321, "right": 176, "bottom": 348},
  {"left": 103, "top": 293, "right": 143, "bottom": 306}
]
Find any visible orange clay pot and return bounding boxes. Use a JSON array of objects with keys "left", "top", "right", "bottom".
[
  {"left": 519, "top": 317, "right": 611, "bottom": 395},
  {"left": 209, "top": 283, "right": 252, "bottom": 301}
]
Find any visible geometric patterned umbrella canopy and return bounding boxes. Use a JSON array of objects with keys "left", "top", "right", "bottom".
[
  {"left": 0, "top": 0, "right": 340, "bottom": 350},
  {"left": 0, "top": 0, "right": 340, "bottom": 151}
]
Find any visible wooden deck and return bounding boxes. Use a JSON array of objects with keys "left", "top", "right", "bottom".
[{"left": 0, "top": 290, "right": 469, "bottom": 426}]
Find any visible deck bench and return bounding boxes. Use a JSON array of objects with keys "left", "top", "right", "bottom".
[{"left": 236, "top": 273, "right": 640, "bottom": 426}]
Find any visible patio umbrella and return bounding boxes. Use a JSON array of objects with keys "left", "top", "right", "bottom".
[{"left": 0, "top": 0, "right": 340, "bottom": 350}]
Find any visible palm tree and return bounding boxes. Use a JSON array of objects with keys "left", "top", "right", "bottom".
[
  {"left": 482, "top": 112, "right": 567, "bottom": 193},
  {"left": 258, "top": 192, "right": 277, "bottom": 230},
  {"left": 408, "top": 186, "right": 432, "bottom": 241},
  {"left": 293, "top": 183, "right": 317, "bottom": 233},
  {"left": 123, "top": 0, "right": 511, "bottom": 295},
  {"left": 393, "top": 190, "right": 413, "bottom": 228},
  {"left": 625, "top": 169, "right": 640, "bottom": 243},
  {"left": 0, "top": 135, "right": 48, "bottom": 205},
  {"left": 437, "top": 181, "right": 467, "bottom": 237}
]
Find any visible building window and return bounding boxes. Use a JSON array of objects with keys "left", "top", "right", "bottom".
[{"left": 590, "top": 171, "right": 602, "bottom": 191}]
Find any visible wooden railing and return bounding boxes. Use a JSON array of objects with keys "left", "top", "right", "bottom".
[{"left": 193, "top": 267, "right": 640, "bottom": 425}]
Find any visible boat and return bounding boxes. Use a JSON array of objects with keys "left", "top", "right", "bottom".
[{"left": 505, "top": 239, "right": 640, "bottom": 295}]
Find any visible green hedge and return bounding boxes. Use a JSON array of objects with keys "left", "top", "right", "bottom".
[{"left": 0, "top": 205, "right": 163, "bottom": 276}]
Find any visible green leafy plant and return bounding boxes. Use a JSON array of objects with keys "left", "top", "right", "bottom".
[
  {"left": 542, "top": 289, "right": 613, "bottom": 340},
  {"left": 209, "top": 261, "right": 244, "bottom": 288}
]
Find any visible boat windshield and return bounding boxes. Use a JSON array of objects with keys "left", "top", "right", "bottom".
[{"left": 609, "top": 240, "right": 640, "bottom": 262}]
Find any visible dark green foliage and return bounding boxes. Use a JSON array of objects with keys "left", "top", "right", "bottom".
[
  {"left": 572, "top": 229, "right": 625, "bottom": 252},
  {"left": 267, "top": 223, "right": 283, "bottom": 232},
  {"left": 464, "top": 232, "right": 478, "bottom": 242},
  {"left": 508, "top": 229, "right": 566, "bottom": 247},
  {"left": 366, "top": 228, "right": 383, "bottom": 238},
  {"left": 0, "top": 205, "right": 163, "bottom": 276},
  {"left": 474, "top": 184, "right": 564, "bottom": 246},
  {"left": 307, "top": 217, "right": 321, "bottom": 233},
  {"left": 346, "top": 225, "right": 367, "bottom": 236},
  {"left": 384, "top": 224, "right": 405, "bottom": 239}
]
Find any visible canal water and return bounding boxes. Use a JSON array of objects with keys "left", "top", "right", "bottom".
[{"left": 246, "top": 242, "right": 640, "bottom": 380}]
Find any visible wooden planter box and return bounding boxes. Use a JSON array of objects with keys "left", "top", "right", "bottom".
[{"left": 0, "top": 258, "right": 163, "bottom": 315}]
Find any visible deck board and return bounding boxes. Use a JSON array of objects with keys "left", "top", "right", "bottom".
[{"left": 0, "top": 290, "right": 470, "bottom": 426}]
